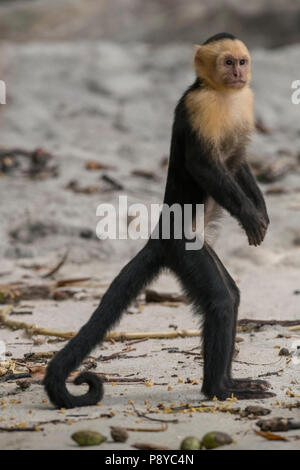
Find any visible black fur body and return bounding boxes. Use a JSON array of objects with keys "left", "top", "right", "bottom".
[{"left": 44, "top": 36, "right": 273, "bottom": 408}]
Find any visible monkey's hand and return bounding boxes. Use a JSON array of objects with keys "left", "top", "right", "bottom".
[
  {"left": 240, "top": 206, "right": 268, "bottom": 246},
  {"left": 258, "top": 207, "right": 270, "bottom": 229}
]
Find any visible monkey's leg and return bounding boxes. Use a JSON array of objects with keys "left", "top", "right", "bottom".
[
  {"left": 167, "top": 241, "right": 275, "bottom": 400},
  {"left": 206, "top": 244, "right": 271, "bottom": 392}
]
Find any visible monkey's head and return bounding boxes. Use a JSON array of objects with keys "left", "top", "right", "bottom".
[{"left": 194, "top": 33, "right": 251, "bottom": 91}]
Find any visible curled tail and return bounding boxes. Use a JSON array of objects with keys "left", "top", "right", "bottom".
[{"left": 44, "top": 240, "right": 163, "bottom": 408}]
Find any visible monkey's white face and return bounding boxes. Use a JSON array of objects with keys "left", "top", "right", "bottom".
[
  {"left": 194, "top": 38, "right": 252, "bottom": 91},
  {"left": 216, "top": 53, "right": 250, "bottom": 89}
]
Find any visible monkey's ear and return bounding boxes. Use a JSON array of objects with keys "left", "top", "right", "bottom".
[
  {"left": 194, "top": 44, "right": 204, "bottom": 71},
  {"left": 193, "top": 44, "right": 202, "bottom": 58}
]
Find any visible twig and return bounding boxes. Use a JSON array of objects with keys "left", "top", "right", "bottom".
[
  {"left": 24, "top": 414, "right": 113, "bottom": 428},
  {"left": 175, "top": 350, "right": 202, "bottom": 357},
  {"left": 234, "top": 358, "right": 283, "bottom": 366},
  {"left": 258, "top": 370, "right": 283, "bottom": 377},
  {"left": 101, "top": 174, "right": 124, "bottom": 191},
  {"left": 99, "top": 353, "right": 148, "bottom": 361},
  {"left": 98, "top": 347, "right": 135, "bottom": 361},
  {"left": 0, "top": 306, "right": 75, "bottom": 339},
  {"left": 131, "top": 403, "right": 179, "bottom": 424},
  {"left": 103, "top": 377, "right": 146, "bottom": 384},
  {"left": 1, "top": 306, "right": 200, "bottom": 341},
  {"left": 126, "top": 338, "right": 149, "bottom": 346},
  {"left": 0, "top": 427, "right": 43, "bottom": 432},
  {"left": 238, "top": 319, "right": 300, "bottom": 328},
  {"left": 124, "top": 424, "right": 168, "bottom": 432},
  {"left": 24, "top": 351, "right": 55, "bottom": 360},
  {"left": 55, "top": 277, "right": 91, "bottom": 287},
  {"left": 42, "top": 250, "right": 69, "bottom": 278},
  {"left": 105, "top": 330, "right": 201, "bottom": 341},
  {"left": 160, "top": 403, "right": 240, "bottom": 414},
  {"left": 9, "top": 310, "right": 33, "bottom": 316}
]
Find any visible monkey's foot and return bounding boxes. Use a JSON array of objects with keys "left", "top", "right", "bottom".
[
  {"left": 202, "top": 386, "right": 275, "bottom": 401},
  {"left": 226, "top": 377, "right": 271, "bottom": 391}
]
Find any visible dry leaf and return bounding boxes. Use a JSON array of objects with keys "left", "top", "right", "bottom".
[
  {"left": 256, "top": 430, "right": 287, "bottom": 441},
  {"left": 27, "top": 365, "right": 47, "bottom": 379}
]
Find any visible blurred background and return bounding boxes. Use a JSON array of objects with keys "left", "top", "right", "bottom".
[
  {"left": 0, "top": 0, "right": 299, "bottom": 320},
  {"left": 0, "top": 0, "right": 300, "bottom": 47}
]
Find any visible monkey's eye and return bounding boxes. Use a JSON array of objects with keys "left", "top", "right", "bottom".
[
  {"left": 240, "top": 59, "right": 246, "bottom": 65},
  {"left": 225, "top": 59, "right": 232, "bottom": 66}
]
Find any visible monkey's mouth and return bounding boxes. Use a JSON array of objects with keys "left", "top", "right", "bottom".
[{"left": 227, "top": 79, "right": 246, "bottom": 88}]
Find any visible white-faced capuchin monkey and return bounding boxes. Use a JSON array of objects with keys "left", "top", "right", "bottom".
[{"left": 44, "top": 32, "right": 274, "bottom": 408}]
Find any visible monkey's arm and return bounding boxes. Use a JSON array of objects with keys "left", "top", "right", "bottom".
[
  {"left": 185, "top": 135, "right": 267, "bottom": 245},
  {"left": 235, "top": 161, "right": 269, "bottom": 225}
]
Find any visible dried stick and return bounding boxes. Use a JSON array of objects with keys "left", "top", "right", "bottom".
[
  {"left": 2, "top": 306, "right": 298, "bottom": 345},
  {"left": 131, "top": 403, "right": 179, "bottom": 424},
  {"left": 0, "top": 307, "right": 200, "bottom": 341},
  {"left": 0, "top": 306, "right": 74, "bottom": 339},
  {"left": 238, "top": 319, "right": 300, "bottom": 328},
  {"left": 42, "top": 250, "right": 69, "bottom": 278},
  {"left": 105, "top": 330, "right": 200, "bottom": 341},
  {"left": 124, "top": 423, "right": 168, "bottom": 432},
  {"left": 0, "top": 427, "right": 43, "bottom": 433}
]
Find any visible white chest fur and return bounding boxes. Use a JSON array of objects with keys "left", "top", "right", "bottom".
[{"left": 185, "top": 86, "right": 254, "bottom": 146}]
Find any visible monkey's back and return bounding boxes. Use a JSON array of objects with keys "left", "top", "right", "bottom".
[{"left": 163, "top": 83, "right": 207, "bottom": 208}]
